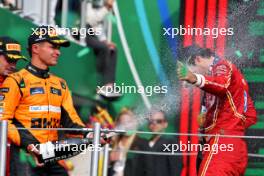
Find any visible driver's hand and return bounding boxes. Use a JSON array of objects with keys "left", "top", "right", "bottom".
[{"left": 27, "top": 144, "right": 44, "bottom": 167}]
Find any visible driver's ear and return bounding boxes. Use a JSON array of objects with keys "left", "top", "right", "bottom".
[
  {"left": 194, "top": 56, "right": 200, "bottom": 64},
  {"left": 31, "top": 44, "right": 40, "bottom": 55}
]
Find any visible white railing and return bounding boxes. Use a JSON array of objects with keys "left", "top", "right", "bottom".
[{"left": 0, "top": 120, "right": 8, "bottom": 176}]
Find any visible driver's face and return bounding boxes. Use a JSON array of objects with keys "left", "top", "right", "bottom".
[
  {"left": 190, "top": 56, "right": 212, "bottom": 75},
  {"left": 0, "top": 55, "right": 17, "bottom": 76}
]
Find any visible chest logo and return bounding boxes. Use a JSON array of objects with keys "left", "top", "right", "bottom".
[
  {"left": 0, "top": 87, "right": 9, "bottom": 93},
  {"left": 50, "top": 87, "right": 61, "bottom": 96},
  {"left": 30, "top": 87, "right": 44, "bottom": 95}
]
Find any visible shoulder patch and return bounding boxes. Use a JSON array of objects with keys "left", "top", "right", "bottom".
[
  {"left": 19, "top": 78, "right": 25, "bottom": 88},
  {"left": 60, "top": 81, "right": 66, "bottom": 89},
  {"left": 0, "top": 94, "right": 5, "bottom": 101}
]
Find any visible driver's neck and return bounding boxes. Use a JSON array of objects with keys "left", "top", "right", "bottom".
[{"left": 31, "top": 56, "right": 48, "bottom": 70}]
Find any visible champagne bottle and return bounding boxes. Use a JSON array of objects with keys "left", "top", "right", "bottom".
[{"left": 36, "top": 138, "right": 98, "bottom": 164}]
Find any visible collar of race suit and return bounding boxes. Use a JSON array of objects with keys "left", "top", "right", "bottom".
[{"left": 26, "top": 63, "right": 50, "bottom": 79}]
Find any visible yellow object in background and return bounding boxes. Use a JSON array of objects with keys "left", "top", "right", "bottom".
[
  {"left": 97, "top": 151, "right": 104, "bottom": 176},
  {"left": 96, "top": 106, "right": 114, "bottom": 127}
]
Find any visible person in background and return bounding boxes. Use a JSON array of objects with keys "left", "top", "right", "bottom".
[
  {"left": 85, "top": 0, "right": 120, "bottom": 98},
  {"left": 0, "top": 36, "right": 29, "bottom": 176},
  {"left": 138, "top": 110, "right": 182, "bottom": 176},
  {"left": 109, "top": 108, "right": 144, "bottom": 176},
  {"left": 21, "top": 0, "right": 58, "bottom": 26},
  {"left": 0, "top": 0, "right": 15, "bottom": 9},
  {"left": 0, "top": 36, "right": 26, "bottom": 82}
]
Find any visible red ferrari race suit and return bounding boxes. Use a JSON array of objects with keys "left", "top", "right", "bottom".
[{"left": 194, "top": 57, "right": 257, "bottom": 176}]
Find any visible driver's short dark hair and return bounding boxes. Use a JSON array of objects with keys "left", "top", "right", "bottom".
[{"left": 183, "top": 45, "right": 215, "bottom": 65}]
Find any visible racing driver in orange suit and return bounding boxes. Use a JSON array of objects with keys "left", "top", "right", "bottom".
[
  {"left": 0, "top": 26, "right": 86, "bottom": 176},
  {"left": 0, "top": 36, "right": 28, "bottom": 176},
  {"left": 177, "top": 45, "right": 257, "bottom": 176}
]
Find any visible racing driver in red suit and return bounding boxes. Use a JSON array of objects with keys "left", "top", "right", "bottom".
[{"left": 177, "top": 45, "right": 257, "bottom": 176}]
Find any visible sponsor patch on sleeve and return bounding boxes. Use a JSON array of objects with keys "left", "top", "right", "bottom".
[
  {"left": 0, "top": 94, "right": 5, "bottom": 101},
  {"left": 60, "top": 81, "right": 66, "bottom": 89},
  {"left": 30, "top": 87, "right": 45, "bottom": 95}
]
